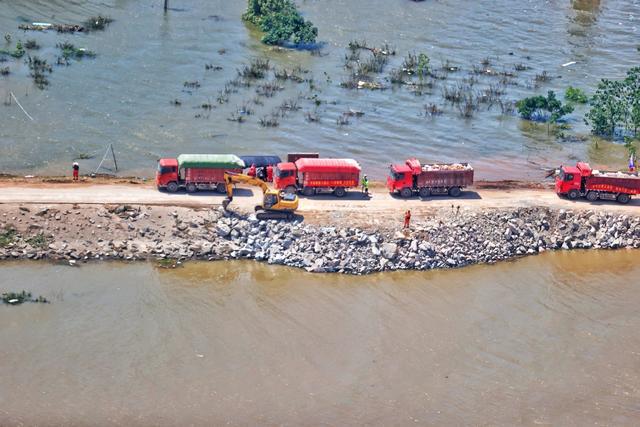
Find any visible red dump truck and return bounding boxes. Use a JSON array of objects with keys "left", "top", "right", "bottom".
[
  {"left": 387, "top": 158, "right": 474, "bottom": 198},
  {"left": 274, "top": 158, "right": 361, "bottom": 197},
  {"left": 156, "top": 154, "right": 245, "bottom": 193},
  {"left": 555, "top": 162, "right": 640, "bottom": 204}
]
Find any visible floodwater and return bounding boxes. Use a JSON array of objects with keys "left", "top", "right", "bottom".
[
  {"left": 1, "top": 250, "right": 640, "bottom": 425},
  {"left": 1, "top": 0, "right": 638, "bottom": 179}
]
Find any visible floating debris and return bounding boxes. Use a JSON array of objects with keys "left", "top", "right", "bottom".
[{"left": 2, "top": 290, "right": 49, "bottom": 305}]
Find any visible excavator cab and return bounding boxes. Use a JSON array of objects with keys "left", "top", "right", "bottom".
[{"left": 222, "top": 172, "right": 299, "bottom": 220}]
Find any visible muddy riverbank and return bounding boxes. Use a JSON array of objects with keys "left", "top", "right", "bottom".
[{"left": 1, "top": 202, "right": 638, "bottom": 274}]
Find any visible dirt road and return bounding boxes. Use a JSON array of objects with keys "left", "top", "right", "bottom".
[{"left": 0, "top": 179, "right": 637, "bottom": 227}]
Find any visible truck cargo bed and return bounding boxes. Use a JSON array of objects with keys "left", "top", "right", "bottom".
[
  {"left": 586, "top": 173, "right": 640, "bottom": 194},
  {"left": 416, "top": 163, "right": 474, "bottom": 188}
]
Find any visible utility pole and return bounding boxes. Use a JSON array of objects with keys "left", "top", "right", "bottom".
[{"left": 164, "top": 0, "right": 168, "bottom": 12}]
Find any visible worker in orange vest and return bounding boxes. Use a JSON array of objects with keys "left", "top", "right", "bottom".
[
  {"left": 72, "top": 162, "right": 79, "bottom": 181},
  {"left": 266, "top": 164, "right": 274, "bottom": 182},
  {"left": 404, "top": 209, "right": 411, "bottom": 229},
  {"left": 248, "top": 164, "right": 256, "bottom": 178}
]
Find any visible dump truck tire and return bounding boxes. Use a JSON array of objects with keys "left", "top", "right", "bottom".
[
  {"left": 567, "top": 189, "right": 580, "bottom": 200},
  {"left": 216, "top": 183, "right": 226, "bottom": 193},
  {"left": 617, "top": 193, "right": 631, "bottom": 204},
  {"left": 586, "top": 191, "right": 599, "bottom": 202},
  {"left": 285, "top": 186, "right": 297, "bottom": 194},
  {"left": 400, "top": 188, "right": 413, "bottom": 198},
  {"left": 419, "top": 187, "right": 431, "bottom": 198},
  {"left": 186, "top": 183, "right": 197, "bottom": 193},
  {"left": 166, "top": 182, "right": 179, "bottom": 193},
  {"left": 448, "top": 187, "right": 461, "bottom": 197},
  {"left": 334, "top": 187, "right": 346, "bottom": 198},
  {"left": 303, "top": 186, "right": 314, "bottom": 197}
]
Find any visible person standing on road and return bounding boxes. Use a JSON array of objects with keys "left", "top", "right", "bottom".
[
  {"left": 630, "top": 153, "right": 636, "bottom": 173},
  {"left": 404, "top": 209, "right": 411, "bottom": 229},
  {"left": 266, "top": 164, "right": 274, "bottom": 182},
  {"left": 248, "top": 163, "right": 256, "bottom": 178},
  {"left": 361, "top": 174, "right": 369, "bottom": 195},
  {"left": 72, "top": 162, "right": 79, "bottom": 181}
]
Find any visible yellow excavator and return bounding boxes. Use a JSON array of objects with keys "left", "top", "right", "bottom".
[{"left": 222, "top": 172, "right": 299, "bottom": 220}]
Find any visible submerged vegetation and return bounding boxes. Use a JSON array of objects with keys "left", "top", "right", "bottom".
[
  {"left": 242, "top": 0, "right": 318, "bottom": 46},
  {"left": 565, "top": 86, "right": 589, "bottom": 104},
  {"left": 516, "top": 91, "right": 574, "bottom": 123},
  {"left": 27, "top": 55, "right": 52, "bottom": 89},
  {"left": 585, "top": 67, "right": 640, "bottom": 138},
  {"left": 2, "top": 291, "right": 49, "bottom": 305}
]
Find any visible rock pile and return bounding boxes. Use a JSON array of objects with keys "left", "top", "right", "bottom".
[{"left": 1, "top": 205, "right": 638, "bottom": 274}]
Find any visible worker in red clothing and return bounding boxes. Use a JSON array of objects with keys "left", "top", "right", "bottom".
[
  {"left": 403, "top": 209, "right": 411, "bottom": 229},
  {"left": 266, "top": 164, "right": 274, "bottom": 182},
  {"left": 72, "top": 162, "right": 79, "bottom": 181},
  {"left": 248, "top": 163, "right": 256, "bottom": 178}
]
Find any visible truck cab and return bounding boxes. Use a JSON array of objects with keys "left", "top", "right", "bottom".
[
  {"left": 555, "top": 162, "right": 590, "bottom": 198},
  {"left": 156, "top": 158, "right": 179, "bottom": 191},
  {"left": 386, "top": 163, "right": 414, "bottom": 193},
  {"left": 273, "top": 162, "right": 298, "bottom": 193}
]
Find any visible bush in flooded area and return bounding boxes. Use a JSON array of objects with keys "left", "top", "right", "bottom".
[
  {"left": 586, "top": 67, "right": 640, "bottom": 138},
  {"left": 565, "top": 86, "right": 588, "bottom": 104},
  {"left": 2, "top": 290, "right": 49, "bottom": 305},
  {"left": 238, "top": 57, "right": 270, "bottom": 79},
  {"left": 243, "top": 0, "right": 318, "bottom": 46},
  {"left": 27, "top": 55, "right": 52, "bottom": 89},
  {"left": 24, "top": 39, "right": 39, "bottom": 50},
  {"left": 516, "top": 91, "right": 573, "bottom": 122},
  {"left": 0, "top": 40, "right": 25, "bottom": 58},
  {"left": 85, "top": 15, "right": 113, "bottom": 31},
  {"left": 57, "top": 42, "right": 96, "bottom": 60},
  {"left": 0, "top": 66, "right": 8, "bottom": 76}
]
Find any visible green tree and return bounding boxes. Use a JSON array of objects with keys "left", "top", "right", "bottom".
[
  {"left": 564, "top": 86, "right": 588, "bottom": 104},
  {"left": 624, "top": 67, "right": 640, "bottom": 135},
  {"left": 516, "top": 91, "right": 573, "bottom": 122},
  {"left": 585, "top": 79, "right": 625, "bottom": 137},
  {"left": 243, "top": 0, "right": 317, "bottom": 46}
]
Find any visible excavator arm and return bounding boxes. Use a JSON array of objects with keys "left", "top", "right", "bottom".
[{"left": 222, "top": 172, "right": 269, "bottom": 209}]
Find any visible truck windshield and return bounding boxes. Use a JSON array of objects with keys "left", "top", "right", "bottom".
[
  {"left": 157, "top": 164, "right": 175, "bottom": 174},
  {"left": 388, "top": 169, "right": 402, "bottom": 181},
  {"left": 275, "top": 168, "right": 293, "bottom": 178}
]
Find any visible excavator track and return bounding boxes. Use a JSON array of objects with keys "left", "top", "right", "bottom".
[{"left": 255, "top": 209, "right": 293, "bottom": 221}]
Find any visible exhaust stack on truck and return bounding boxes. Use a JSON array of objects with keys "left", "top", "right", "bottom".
[
  {"left": 156, "top": 154, "right": 245, "bottom": 193},
  {"left": 387, "top": 158, "right": 474, "bottom": 198}
]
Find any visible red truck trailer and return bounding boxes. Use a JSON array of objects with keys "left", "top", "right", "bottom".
[
  {"left": 274, "top": 158, "right": 361, "bottom": 197},
  {"left": 156, "top": 154, "right": 245, "bottom": 193},
  {"left": 387, "top": 158, "right": 474, "bottom": 198},
  {"left": 555, "top": 162, "right": 640, "bottom": 204}
]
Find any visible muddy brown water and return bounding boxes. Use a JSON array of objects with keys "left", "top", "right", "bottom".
[
  {"left": 1, "top": 250, "right": 640, "bottom": 425},
  {"left": 0, "top": 0, "right": 638, "bottom": 179}
]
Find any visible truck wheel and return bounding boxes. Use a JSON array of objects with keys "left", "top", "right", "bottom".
[
  {"left": 567, "top": 189, "right": 580, "bottom": 200},
  {"left": 448, "top": 187, "right": 462, "bottom": 197},
  {"left": 400, "top": 187, "right": 413, "bottom": 198},
  {"left": 586, "top": 191, "right": 599, "bottom": 202},
  {"left": 285, "top": 185, "right": 297, "bottom": 194},
  {"left": 216, "top": 183, "right": 226, "bottom": 193},
  {"left": 333, "top": 187, "right": 346, "bottom": 198},
  {"left": 419, "top": 187, "right": 431, "bottom": 198},
  {"left": 186, "top": 183, "right": 197, "bottom": 193},
  {"left": 166, "top": 182, "right": 179, "bottom": 193},
  {"left": 617, "top": 193, "right": 631, "bottom": 204},
  {"left": 303, "top": 186, "right": 315, "bottom": 197}
]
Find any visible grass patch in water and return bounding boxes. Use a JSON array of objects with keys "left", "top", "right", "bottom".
[{"left": 2, "top": 290, "right": 49, "bottom": 305}]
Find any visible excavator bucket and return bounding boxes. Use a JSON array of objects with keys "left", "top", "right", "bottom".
[{"left": 222, "top": 197, "right": 232, "bottom": 210}]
